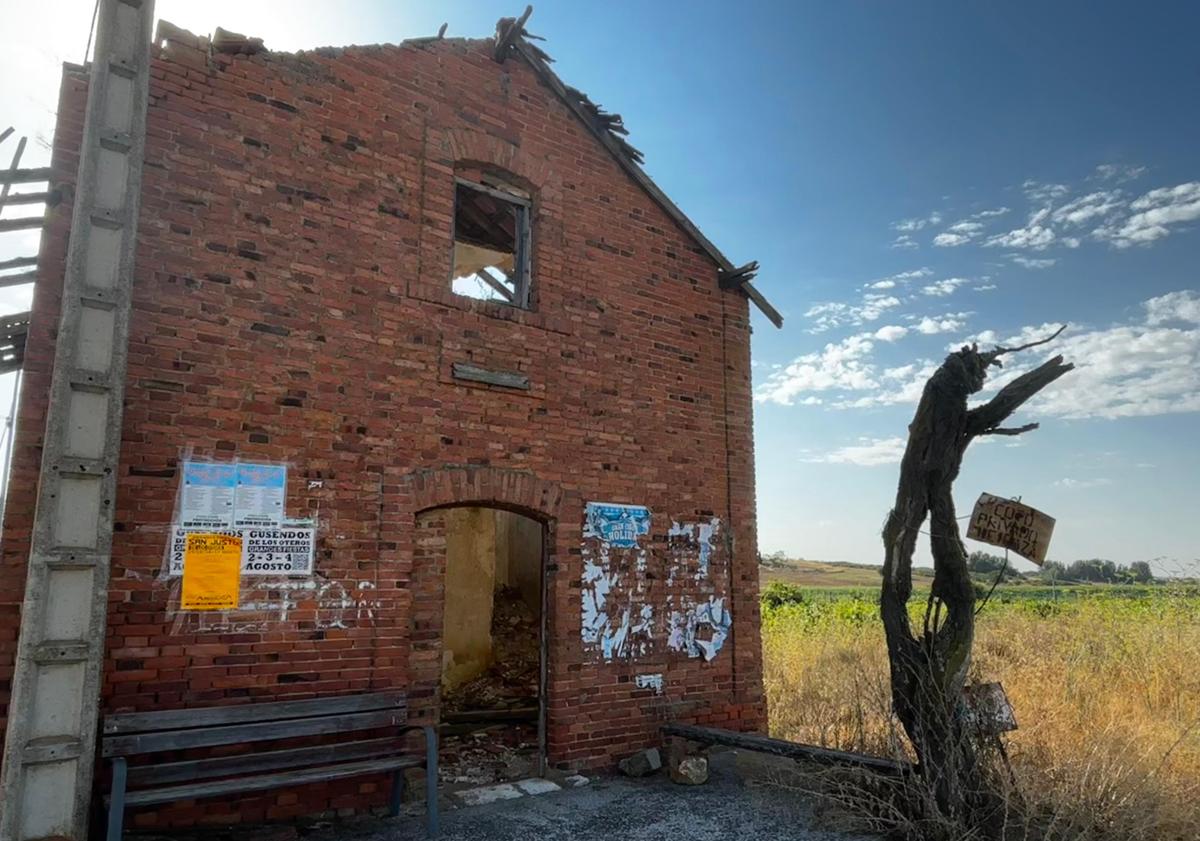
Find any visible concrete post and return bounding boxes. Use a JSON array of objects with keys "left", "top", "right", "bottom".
[{"left": 0, "top": 1, "right": 155, "bottom": 837}]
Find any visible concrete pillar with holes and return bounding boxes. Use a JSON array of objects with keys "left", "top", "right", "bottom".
[{"left": 0, "top": 1, "right": 155, "bottom": 837}]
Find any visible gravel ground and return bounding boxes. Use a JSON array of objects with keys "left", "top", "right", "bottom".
[{"left": 297, "top": 751, "right": 878, "bottom": 841}]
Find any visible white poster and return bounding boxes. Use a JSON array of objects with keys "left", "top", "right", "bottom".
[
  {"left": 243, "top": 527, "right": 315, "bottom": 575},
  {"left": 233, "top": 463, "right": 287, "bottom": 529},
  {"left": 179, "top": 462, "right": 236, "bottom": 529},
  {"left": 167, "top": 526, "right": 314, "bottom": 577}
]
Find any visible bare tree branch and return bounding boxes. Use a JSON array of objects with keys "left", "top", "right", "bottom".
[
  {"left": 978, "top": 423, "right": 1039, "bottom": 436},
  {"left": 981, "top": 323, "right": 1068, "bottom": 367},
  {"left": 966, "top": 355, "right": 1074, "bottom": 437}
]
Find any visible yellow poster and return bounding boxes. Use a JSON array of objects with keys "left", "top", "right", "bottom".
[{"left": 181, "top": 533, "right": 242, "bottom": 610}]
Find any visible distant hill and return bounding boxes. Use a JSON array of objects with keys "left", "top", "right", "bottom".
[{"left": 759, "top": 557, "right": 935, "bottom": 588}]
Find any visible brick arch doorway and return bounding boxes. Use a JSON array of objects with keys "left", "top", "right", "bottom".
[{"left": 414, "top": 504, "right": 551, "bottom": 780}]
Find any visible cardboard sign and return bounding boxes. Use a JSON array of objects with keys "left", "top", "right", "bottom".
[
  {"left": 966, "top": 493, "right": 1055, "bottom": 565},
  {"left": 181, "top": 533, "right": 242, "bottom": 610},
  {"left": 962, "top": 682, "right": 1018, "bottom": 735}
]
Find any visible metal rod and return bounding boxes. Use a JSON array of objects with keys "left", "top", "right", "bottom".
[{"left": 0, "top": 136, "right": 28, "bottom": 213}]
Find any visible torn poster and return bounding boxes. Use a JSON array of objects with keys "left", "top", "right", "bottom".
[{"left": 583, "top": 502, "right": 651, "bottom": 548}]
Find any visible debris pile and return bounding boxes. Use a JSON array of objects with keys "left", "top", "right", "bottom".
[{"left": 444, "top": 586, "right": 539, "bottom": 713}]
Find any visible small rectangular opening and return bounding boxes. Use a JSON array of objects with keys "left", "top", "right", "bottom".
[{"left": 451, "top": 180, "right": 531, "bottom": 308}]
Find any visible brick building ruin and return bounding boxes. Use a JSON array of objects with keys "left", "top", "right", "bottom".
[{"left": 0, "top": 4, "right": 781, "bottom": 834}]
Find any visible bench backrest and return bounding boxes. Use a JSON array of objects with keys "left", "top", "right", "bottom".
[{"left": 101, "top": 691, "right": 407, "bottom": 758}]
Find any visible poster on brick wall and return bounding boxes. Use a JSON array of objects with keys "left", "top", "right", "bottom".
[
  {"left": 167, "top": 525, "right": 314, "bottom": 577},
  {"left": 233, "top": 463, "right": 287, "bottom": 528},
  {"left": 180, "top": 533, "right": 242, "bottom": 610},
  {"left": 583, "top": 502, "right": 651, "bottom": 548},
  {"left": 179, "top": 462, "right": 236, "bottom": 529}
]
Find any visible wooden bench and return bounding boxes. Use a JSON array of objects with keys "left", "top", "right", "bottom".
[{"left": 101, "top": 691, "right": 438, "bottom": 839}]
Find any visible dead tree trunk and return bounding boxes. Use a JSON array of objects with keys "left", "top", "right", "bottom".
[{"left": 880, "top": 328, "right": 1073, "bottom": 829}]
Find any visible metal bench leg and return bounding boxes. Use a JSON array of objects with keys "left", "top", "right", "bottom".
[
  {"left": 107, "top": 757, "right": 127, "bottom": 841},
  {"left": 389, "top": 766, "right": 405, "bottom": 817},
  {"left": 423, "top": 725, "right": 439, "bottom": 837}
]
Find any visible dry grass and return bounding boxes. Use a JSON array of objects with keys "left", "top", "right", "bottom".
[{"left": 762, "top": 590, "right": 1200, "bottom": 840}]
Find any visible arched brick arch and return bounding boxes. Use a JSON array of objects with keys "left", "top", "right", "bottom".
[
  {"left": 398, "top": 466, "right": 573, "bottom": 732},
  {"left": 405, "top": 465, "right": 565, "bottom": 521}
]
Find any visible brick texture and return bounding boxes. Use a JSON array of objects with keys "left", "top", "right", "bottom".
[{"left": 0, "top": 34, "right": 764, "bottom": 827}]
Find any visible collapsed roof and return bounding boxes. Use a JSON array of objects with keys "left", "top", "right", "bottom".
[{"left": 157, "top": 7, "right": 783, "bottom": 328}]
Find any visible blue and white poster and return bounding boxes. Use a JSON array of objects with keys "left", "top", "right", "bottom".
[
  {"left": 584, "top": 502, "right": 651, "bottom": 548},
  {"left": 179, "top": 461, "right": 237, "bottom": 529},
  {"left": 233, "top": 463, "right": 287, "bottom": 529}
]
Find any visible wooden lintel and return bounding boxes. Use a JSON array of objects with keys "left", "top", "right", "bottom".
[{"left": 451, "top": 362, "right": 530, "bottom": 390}]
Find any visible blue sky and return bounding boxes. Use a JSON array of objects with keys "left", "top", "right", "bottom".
[{"left": 2, "top": 2, "right": 1197, "bottom": 572}]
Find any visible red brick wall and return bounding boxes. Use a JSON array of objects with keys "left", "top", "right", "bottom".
[{"left": 0, "top": 34, "right": 763, "bottom": 827}]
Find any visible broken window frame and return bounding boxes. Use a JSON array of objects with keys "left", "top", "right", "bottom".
[{"left": 449, "top": 177, "right": 533, "bottom": 310}]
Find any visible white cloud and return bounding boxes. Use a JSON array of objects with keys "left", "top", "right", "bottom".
[
  {"left": 1009, "top": 255, "right": 1056, "bottom": 269},
  {"left": 892, "top": 212, "right": 942, "bottom": 232},
  {"left": 933, "top": 230, "right": 974, "bottom": 247},
  {"left": 1055, "top": 477, "right": 1114, "bottom": 489},
  {"left": 985, "top": 207, "right": 1056, "bottom": 250},
  {"left": 1094, "top": 182, "right": 1200, "bottom": 248},
  {"left": 1093, "top": 163, "right": 1146, "bottom": 183},
  {"left": 805, "top": 293, "right": 902, "bottom": 332},
  {"left": 916, "top": 314, "right": 968, "bottom": 334},
  {"left": 1023, "top": 180, "right": 1070, "bottom": 204},
  {"left": 873, "top": 325, "right": 908, "bottom": 342},
  {"left": 932, "top": 211, "right": 1007, "bottom": 248},
  {"left": 754, "top": 334, "right": 877, "bottom": 404},
  {"left": 1144, "top": 290, "right": 1200, "bottom": 325},
  {"left": 890, "top": 234, "right": 918, "bottom": 250},
  {"left": 976, "top": 283, "right": 998, "bottom": 292},
  {"left": 865, "top": 268, "right": 932, "bottom": 291},
  {"left": 973, "top": 207, "right": 1011, "bottom": 219},
  {"left": 921, "top": 277, "right": 970, "bottom": 297},
  {"left": 1051, "top": 190, "right": 1123, "bottom": 227},
  {"left": 803, "top": 437, "right": 907, "bottom": 467}
]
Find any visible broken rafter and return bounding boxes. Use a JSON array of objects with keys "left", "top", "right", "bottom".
[
  {"left": 0, "top": 135, "right": 28, "bottom": 210},
  {"left": 0, "top": 256, "right": 37, "bottom": 272},
  {"left": 0, "top": 167, "right": 51, "bottom": 186},
  {"left": 0, "top": 271, "right": 37, "bottom": 289},
  {"left": 475, "top": 267, "right": 516, "bottom": 301},
  {"left": 493, "top": 5, "right": 534, "bottom": 63},
  {"left": 0, "top": 218, "right": 44, "bottom": 234},
  {"left": 717, "top": 261, "right": 759, "bottom": 290},
  {"left": 0, "top": 190, "right": 60, "bottom": 208}
]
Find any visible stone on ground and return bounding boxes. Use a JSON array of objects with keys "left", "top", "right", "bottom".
[
  {"left": 618, "top": 747, "right": 662, "bottom": 777},
  {"left": 670, "top": 755, "right": 709, "bottom": 785}
]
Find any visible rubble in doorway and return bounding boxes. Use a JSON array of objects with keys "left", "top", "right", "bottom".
[{"left": 441, "top": 586, "right": 541, "bottom": 787}]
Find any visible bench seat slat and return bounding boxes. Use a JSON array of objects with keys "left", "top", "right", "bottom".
[
  {"left": 103, "top": 709, "right": 406, "bottom": 757},
  {"left": 104, "top": 691, "right": 406, "bottom": 735},
  {"left": 127, "top": 737, "right": 407, "bottom": 786},
  {"left": 118, "top": 756, "right": 422, "bottom": 807}
]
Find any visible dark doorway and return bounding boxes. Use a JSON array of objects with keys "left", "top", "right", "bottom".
[{"left": 437, "top": 506, "right": 545, "bottom": 785}]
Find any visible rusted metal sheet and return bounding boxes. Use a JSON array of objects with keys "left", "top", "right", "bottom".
[{"left": 966, "top": 492, "right": 1055, "bottom": 565}]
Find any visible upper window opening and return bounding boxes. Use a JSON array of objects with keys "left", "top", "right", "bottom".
[{"left": 451, "top": 180, "right": 531, "bottom": 308}]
